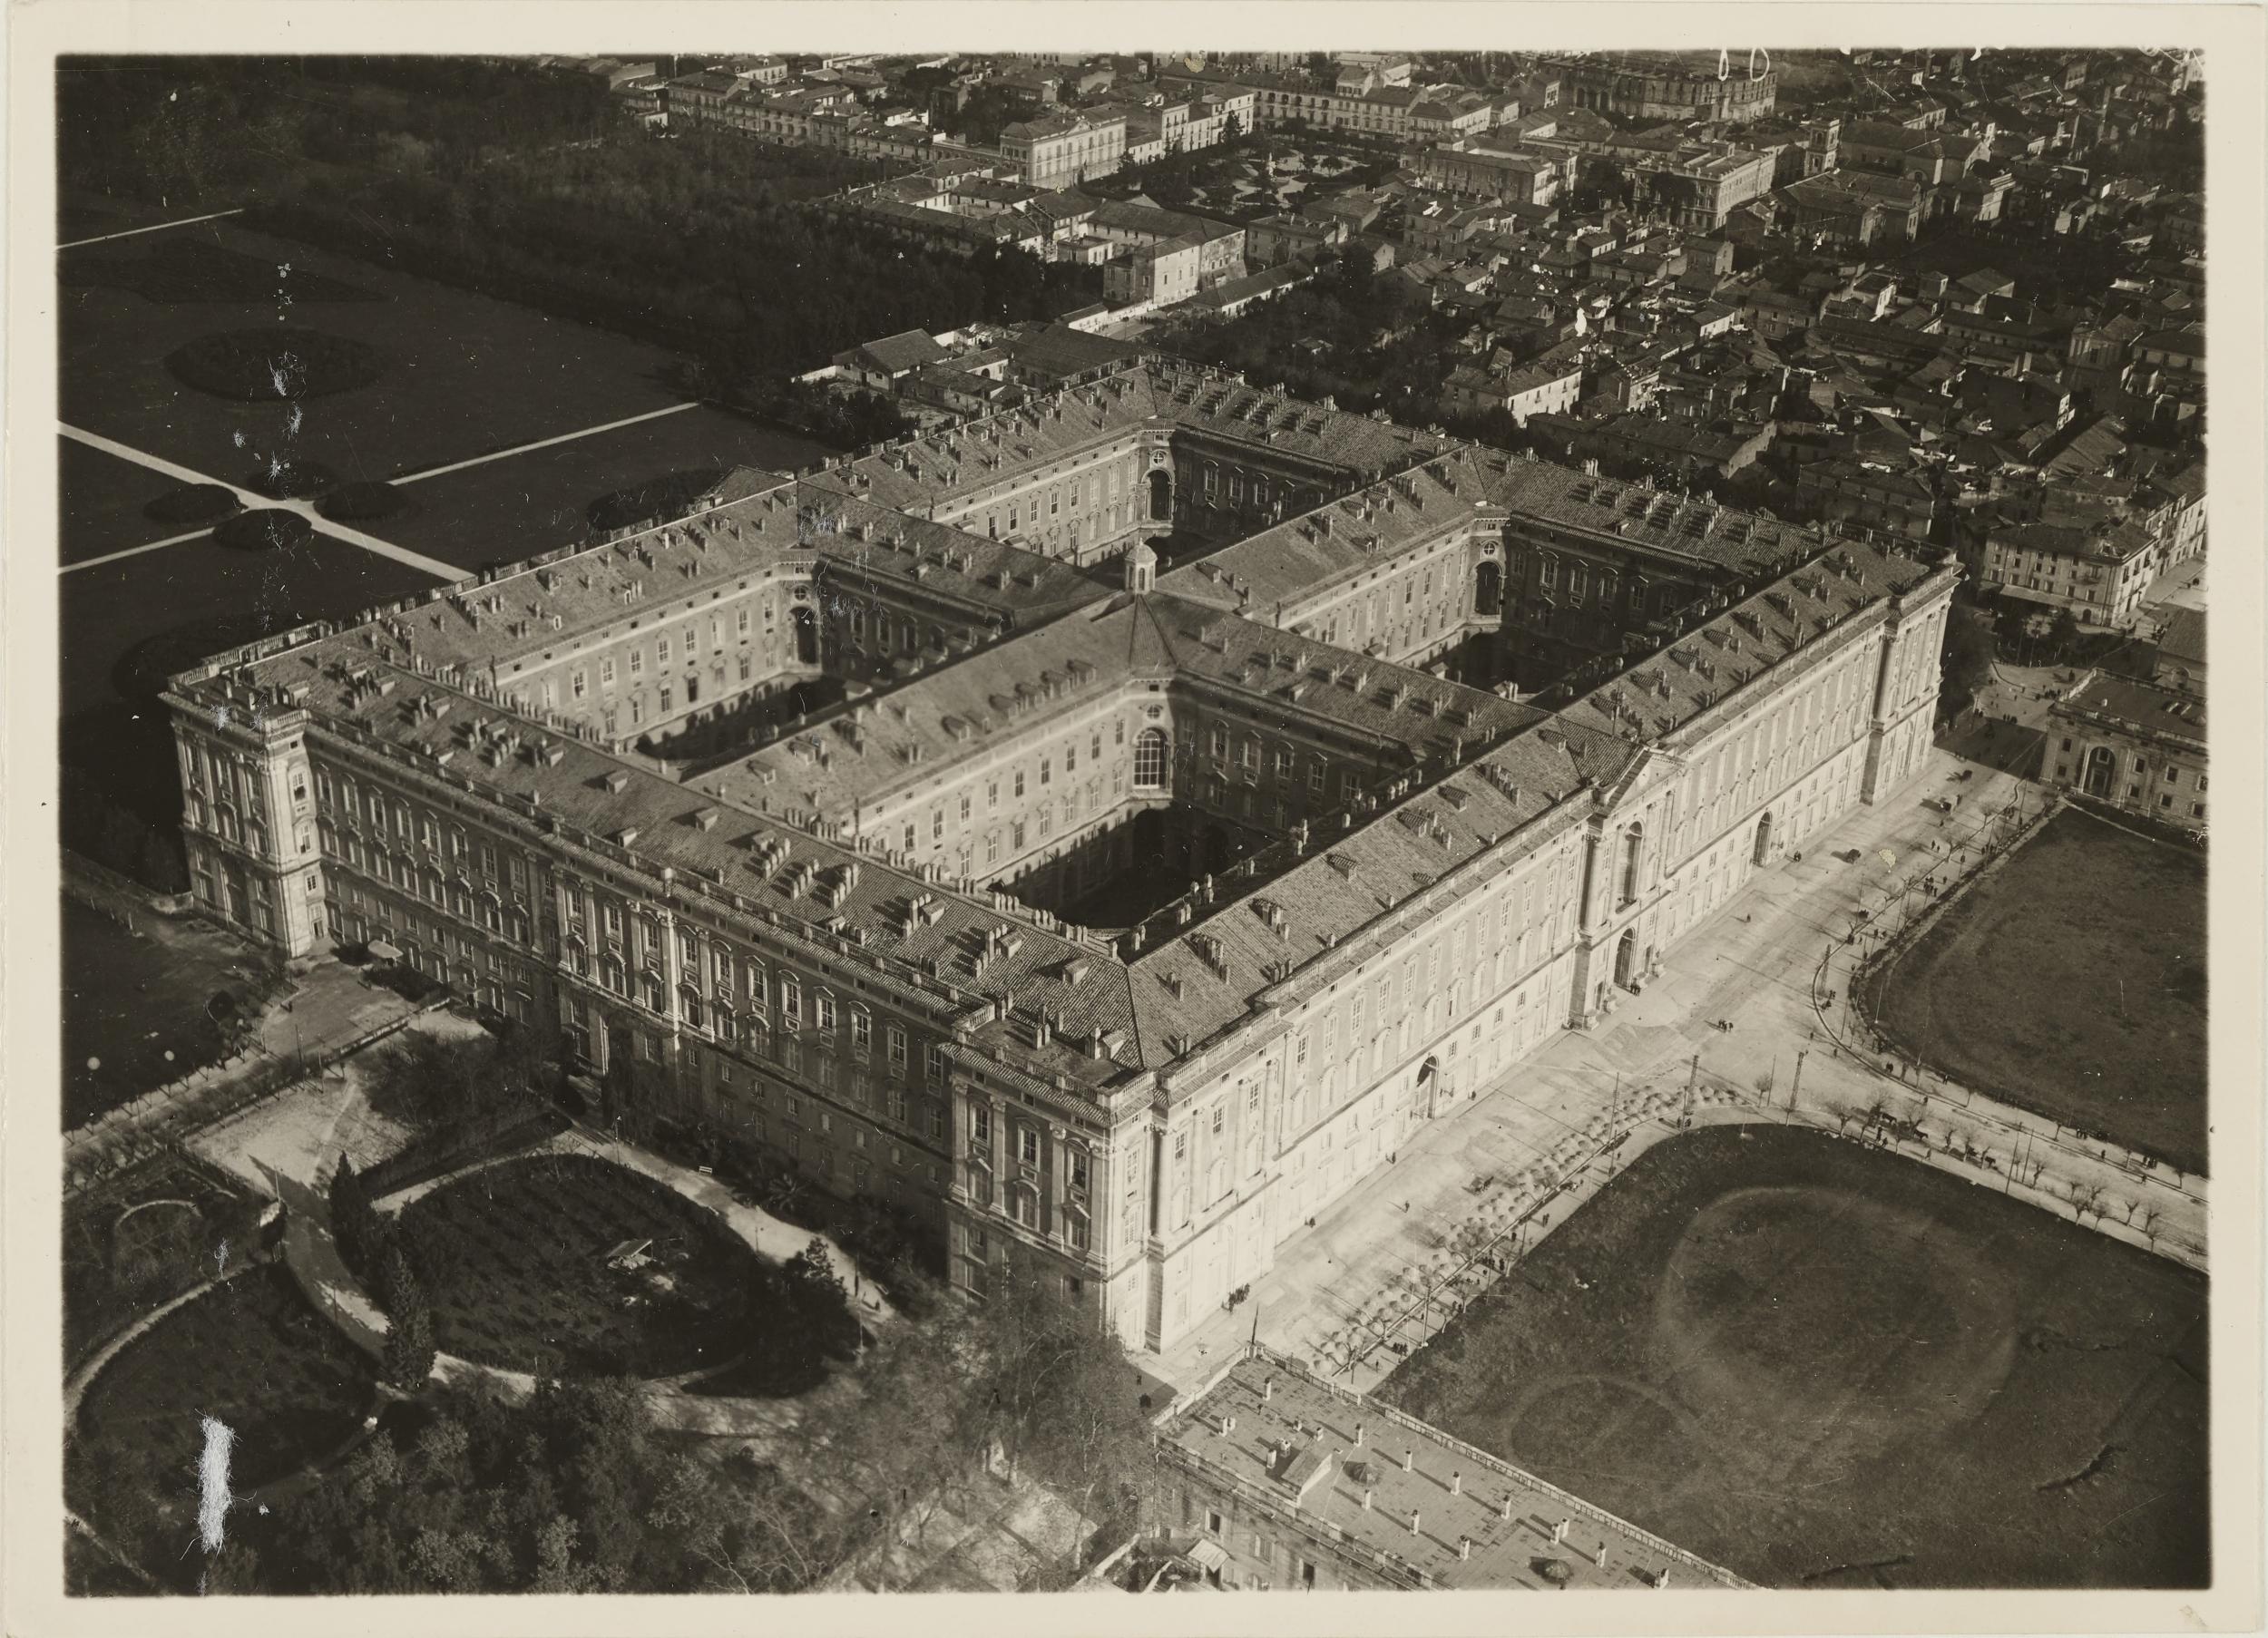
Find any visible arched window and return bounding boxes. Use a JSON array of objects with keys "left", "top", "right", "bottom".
[
  {"left": 1619, "top": 824, "right": 1644, "bottom": 905},
  {"left": 1132, "top": 728, "right": 1168, "bottom": 789}
]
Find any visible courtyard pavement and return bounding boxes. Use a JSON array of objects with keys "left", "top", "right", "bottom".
[{"left": 1149, "top": 739, "right": 2210, "bottom": 1396}]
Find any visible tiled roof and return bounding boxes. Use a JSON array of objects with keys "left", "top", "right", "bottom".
[
  {"left": 2053, "top": 669, "right": 2206, "bottom": 747},
  {"left": 1159, "top": 1348, "right": 1750, "bottom": 1590},
  {"left": 166, "top": 357, "right": 1944, "bottom": 1093},
  {"left": 1560, "top": 541, "right": 1935, "bottom": 746},
  {"left": 2157, "top": 605, "right": 2205, "bottom": 667}
]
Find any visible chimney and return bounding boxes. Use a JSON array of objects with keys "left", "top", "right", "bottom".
[
  {"left": 1451, "top": 1471, "right": 1461, "bottom": 1495},
  {"left": 1354, "top": 1422, "right": 1364, "bottom": 1447},
  {"left": 1262, "top": 1380, "right": 1273, "bottom": 1401},
  {"left": 1500, "top": 1496, "right": 1514, "bottom": 1522},
  {"left": 1409, "top": 1510, "right": 1422, "bottom": 1536},
  {"left": 1362, "top": 1489, "right": 1374, "bottom": 1511},
  {"left": 1460, "top": 1536, "right": 1472, "bottom": 1561},
  {"left": 1403, "top": 1449, "right": 1414, "bottom": 1472}
]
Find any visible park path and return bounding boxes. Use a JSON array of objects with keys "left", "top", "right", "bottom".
[
  {"left": 1150, "top": 741, "right": 2208, "bottom": 1395},
  {"left": 367, "top": 1121, "right": 895, "bottom": 1323},
  {"left": 58, "top": 423, "right": 462, "bottom": 580},
  {"left": 63, "top": 1265, "right": 253, "bottom": 1425},
  {"left": 247, "top": 1036, "right": 894, "bottom": 1433},
  {"left": 391, "top": 402, "right": 701, "bottom": 484},
  {"left": 57, "top": 206, "right": 246, "bottom": 249}
]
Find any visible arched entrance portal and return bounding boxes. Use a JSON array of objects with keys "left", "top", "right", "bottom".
[
  {"left": 1146, "top": 469, "right": 1173, "bottom": 522},
  {"left": 1474, "top": 560, "right": 1503, "bottom": 618},
  {"left": 1613, "top": 926, "right": 1637, "bottom": 990},
  {"left": 1752, "top": 811, "right": 1774, "bottom": 867},
  {"left": 1415, "top": 1054, "right": 1443, "bottom": 1119},
  {"left": 2082, "top": 745, "right": 2116, "bottom": 798}
]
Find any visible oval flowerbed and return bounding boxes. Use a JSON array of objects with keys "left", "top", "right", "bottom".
[
  {"left": 165, "top": 327, "right": 382, "bottom": 401},
  {"left": 142, "top": 483, "right": 241, "bottom": 528},
  {"left": 388, "top": 1154, "right": 834, "bottom": 1382}
]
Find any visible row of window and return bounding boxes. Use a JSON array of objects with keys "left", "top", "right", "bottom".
[{"left": 318, "top": 772, "right": 535, "bottom": 896}]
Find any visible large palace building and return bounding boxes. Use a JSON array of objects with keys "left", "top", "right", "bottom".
[
  {"left": 163, "top": 357, "right": 1953, "bottom": 1354},
  {"left": 1544, "top": 52, "right": 1779, "bottom": 124}
]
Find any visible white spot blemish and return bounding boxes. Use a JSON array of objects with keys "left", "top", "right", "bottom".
[
  {"left": 232, "top": 431, "right": 246, "bottom": 448},
  {"left": 197, "top": 1416, "right": 237, "bottom": 1553}
]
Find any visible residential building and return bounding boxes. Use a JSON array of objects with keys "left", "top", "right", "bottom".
[
  {"left": 1980, "top": 518, "right": 2157, "bottom": 627},
  {"left": 1002, "top": 112, "right": 1129, "bottom": 190},
  {"left": 2043, "top": 672, "right": 2206, "bottom": 824}
]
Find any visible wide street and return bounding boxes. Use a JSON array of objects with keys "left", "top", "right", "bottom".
[{"left": 1151, "top": 732, "right": 2207, "bottom": 1394}]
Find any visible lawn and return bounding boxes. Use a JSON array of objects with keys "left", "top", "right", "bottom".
[
  {"left": 1862, "top": 805, "right": 2206, "bottom": 1173},
  {"left": 396, "top": 1155, "right": 810, "bottom": 1382},
  {"left": 375, "top": 403, "right": 832, "bottom": 573},
  {"left": 57, "top": 437, "right": 201, "bottom": 567},
  {"left": 61, "top": 892, "right": 269, "bottom": 1127},
  {"left": 73, "top": 1263, "right": 375, "bottom": 1513},
  {"left": 1375, "top": 1125, "right": 2209, "bottom": 1589}
]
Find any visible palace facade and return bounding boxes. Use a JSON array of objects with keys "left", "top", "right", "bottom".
[{"left": 164, "top": 358, "right": 1953, "bottom": 1355}]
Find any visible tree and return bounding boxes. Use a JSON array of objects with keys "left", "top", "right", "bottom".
[
  {"left": 381, "top": 1261, "right": 437, "bottom": 1389},
  {"left": 964, "top": 1273, "right": 1162, "bottom": 1568},
  {"left": 361, "top": 1027, "right": 545, "bottom": 1133},
  {"left": 1939, "top": 604, "right": 1997, "bottom": 721},
  {"left": 784, "top": 1235, "right": 863, "bottom": 1359}
]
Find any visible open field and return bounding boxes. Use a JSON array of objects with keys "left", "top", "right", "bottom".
[
  {"left": 1863, "top": 805, "right": 2206, "bottom": 1173},
  {"left": 397, "top": 1154, "right": 780, "bottom": 1380},
  {"left": 61, "top": 893, "right": 267, "bottom": 1127},
  {"left": 1377, "top": 1125, "right": 2208, "bottom": 1588}
]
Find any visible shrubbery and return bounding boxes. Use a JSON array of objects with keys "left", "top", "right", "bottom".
[{"left": 142, "top": 483, "right": 241, "bottom": 527}]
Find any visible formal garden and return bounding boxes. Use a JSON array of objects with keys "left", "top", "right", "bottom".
[{"left": 372, "top": 1153, "right": 855, "bottom": 1385}]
